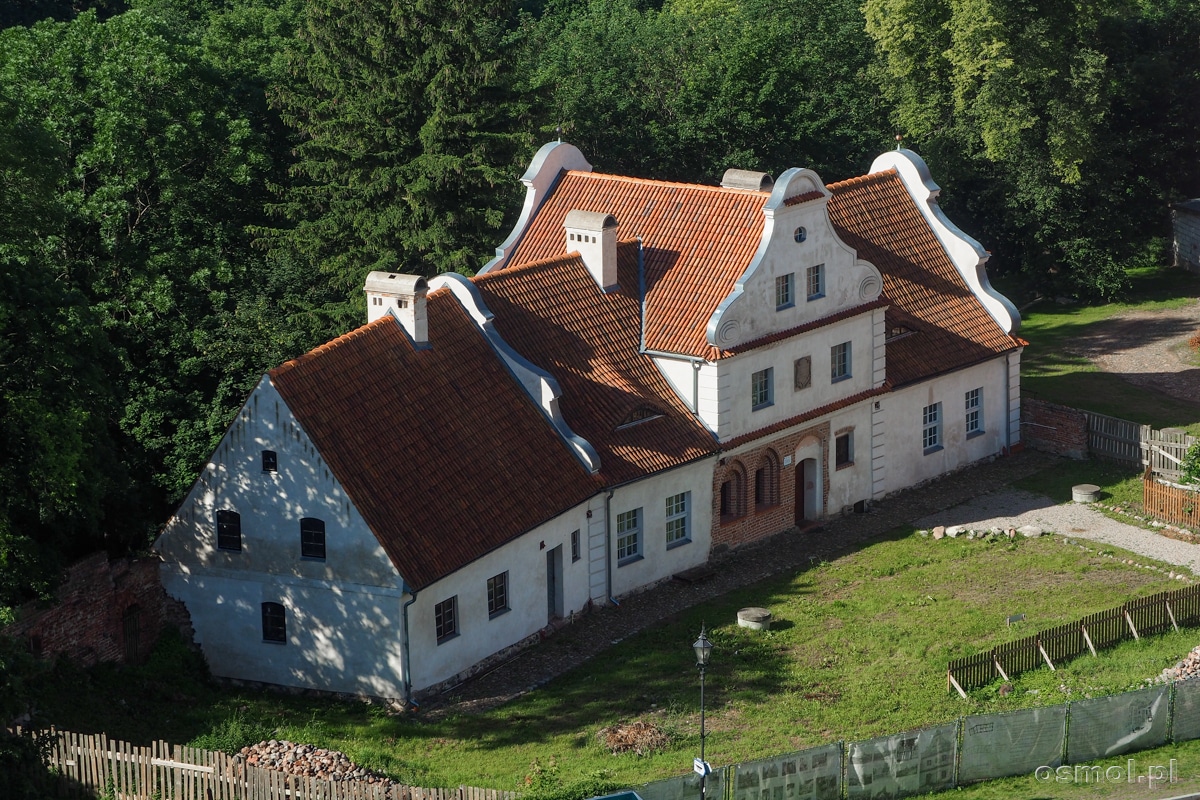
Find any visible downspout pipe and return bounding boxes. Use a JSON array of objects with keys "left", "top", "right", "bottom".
[
  {"left": 605, "top": 488, "right": 615, "bottom": 604},
  {"left": 401, "top": 584, "right": 418, "bottom": 705},
  {"left": 637, "top": 238, "right": 708, "bottom": 416}
]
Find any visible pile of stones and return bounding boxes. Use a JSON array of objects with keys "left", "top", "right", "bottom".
[
  {"left": 238, "top": 740, "right": 395, "bottom": 785},
  {"left": 1160, "top": 645, "right": 1200, "bottom": 683},
  {"left": 918, "top": 524, "right": 1038, "bottom": 540}
]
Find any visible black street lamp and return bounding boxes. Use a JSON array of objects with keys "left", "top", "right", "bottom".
[{"left": 693, "top": 628, "right": 713, "bottom": 800}]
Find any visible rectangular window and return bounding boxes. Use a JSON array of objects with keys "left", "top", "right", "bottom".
[
  {"left": 923, "top": 402, "right": 942, "bottom": 453},
  {"left": 261, "top": 602, "right": 286, "bottom": 643},
  {"left": 806, "top": 264, "right": 825, "bottom": 300},
  {"left": 571, "top": 529, "right": 581, "bottom": 562},
  {"left": 775, "top": 273, "right": 795, "bottom": 309},
  {"left": 435, "top": 596, "right": 458, "bottom": 643},
  {"left": 216, "top": 510, "right": 242, "bottom": 552},
  {"left": 751, "top": 367, "right": 774, "bottom": 410},
  {"left": 487, "top": 572, "right": 509, "bottom": 618},
  {"left": 965, "top": 388, "right": 983, "bottom": 435},
  {"left": 616, "top": 508, "right": 642, "bottom": 564},
  {"left": 262, "top": 450, "right": 277, "bottom": 472},
  {"left": 665, "top": 492, "right": 690, "bottom": 547},
  {"left": 836, "top": 432, "right": 854, "bottom": 468},
  {"left": 300, "top": 517, "right": 326, "bottom": 560},
  {"left": 831, "top": 342, "right": 851, "bottom": 382}
]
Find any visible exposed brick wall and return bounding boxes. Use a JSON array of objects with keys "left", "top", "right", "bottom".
[
  {"left": 712, "top": 421, "right": 833, "bottom": 550},
  {"left": 1021, "top": 397, "right": 1088, "bottom": 460},
  {"left": 0, "top": 553, "right": 192, "bottom": 666}
]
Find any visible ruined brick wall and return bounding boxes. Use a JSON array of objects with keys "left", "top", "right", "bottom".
[
  {"left": 0, "top": 552, "right": 192, "bottom": 666},
  {"left": 1021, "top": 397, "right": 1088, "bottom": 459}
]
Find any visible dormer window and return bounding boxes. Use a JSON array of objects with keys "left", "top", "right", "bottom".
[
  {"left": 616, "top": 406, "right": 665, "bottom": 430},
  {"left": 886, "top": 325, "right": 916, "bottom": 341}
]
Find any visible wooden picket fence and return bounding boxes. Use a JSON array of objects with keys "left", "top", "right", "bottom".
[
  {"left": 947, "top": 584, "right": 1200, "bottom": 696},
  {"left": 1144, "top": 469, "right": 1200, "bottom": 529},
  {"left": 12, "top": 727, "right": 519, "bottom": 800}
]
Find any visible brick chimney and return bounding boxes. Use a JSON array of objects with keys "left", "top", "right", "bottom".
[
  {"left": 364, "top": 272, "right": 429, "bottom": 345},
  {"left": 564, "top": 210, "right": 618, "bottom": 292}
]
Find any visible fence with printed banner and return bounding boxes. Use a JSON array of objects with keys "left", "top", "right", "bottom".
[{"left": 624, "top": 678, "right": 1200, "bottom": 800}]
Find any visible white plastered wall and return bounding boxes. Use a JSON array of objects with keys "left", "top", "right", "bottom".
[
  {"left": 406, "top": 502, "right": 592, "bottom": 692},
  {"left": 715, "top": 314, "right": 878, "bottom": 442},
  {"left": 608, "top": 458, "right": 716, "bottom": 598},
  {"left": 874, "top": 358, "right": 1012, "bottom": 495},
  {"left": 155, "top": 376, "right": 409, "bottom": 698}
]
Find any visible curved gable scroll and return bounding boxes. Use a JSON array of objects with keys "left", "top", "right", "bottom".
[{"left": 707, "top": 167, "right": 883, "bottom": 352}]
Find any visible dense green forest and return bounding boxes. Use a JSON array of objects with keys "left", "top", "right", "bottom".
[{"left": 0, "top": 0, "right": 1198, "bottom": 619}]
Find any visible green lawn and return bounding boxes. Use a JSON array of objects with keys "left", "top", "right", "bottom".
[
  {"left": 1020, "top": 265, "right": 1200, "bottom": 434},
  {"left": 34, "top": 518, "right": 1197, "bottom": 794}
]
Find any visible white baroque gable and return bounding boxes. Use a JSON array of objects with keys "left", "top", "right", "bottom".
[{"left": 706, "top": 167, "right": 883, "bottom": 350}]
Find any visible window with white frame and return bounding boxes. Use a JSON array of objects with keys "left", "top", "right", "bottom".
[
  {"left": 775, "top": 273, "right": 795, "bottom": 310},
  {"left": 665, "top": 492, "right": 690, "bottom": 547},
  {"left": 806, "top": 264, "right": 825, "bottom": 300},
  {"left": 965, "top": 387, "right": 983, "bottom": 436},
  {"left": 751, "top": 368, "right": 773, "bottom": 410},
  {"left": 831, "top": 341, "right": 851, "bottom": 382},
  {"left": 487, "top": 572, "right": 509, "bottom": 618},
  {"left": 435, "top": 596, "right": 457, "bottom": 643},
  {"left": 616, "top": 508, "right": 642, "bottom": 564},
  {"left": 922, "top": 402, "right": 942, "bottom": 453}
]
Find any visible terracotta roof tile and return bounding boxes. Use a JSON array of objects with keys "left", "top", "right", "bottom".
[
  {"left": 473, "top": 242, "right": 719, "bottom": 485},
  {"left": 826, "top": 170, "right": 1019, "bottom": 385},
  {"left": 269, "top": 296, "right": 599, "bottom": 591},
  {"left": 501, "top": 171, "right": 768, "bottom": 359}
]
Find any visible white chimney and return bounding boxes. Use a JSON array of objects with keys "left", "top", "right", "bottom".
[
  {"left": 364, "top": 272, "right": 429, "bottom": 345},
  {"left": 564, "top": 210, "right": 618, "bottom": 291}
]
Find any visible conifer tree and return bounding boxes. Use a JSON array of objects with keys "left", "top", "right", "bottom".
[{"left": 265, "top": 0, "right": 529, "bottom": 289}]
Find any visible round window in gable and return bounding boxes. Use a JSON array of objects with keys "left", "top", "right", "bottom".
[{"left": 794, "top": 226, "right": 807, "bottom": 243}]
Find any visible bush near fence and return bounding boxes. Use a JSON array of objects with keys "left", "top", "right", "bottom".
[
  {"left": 947, "top": 583, "right": 1200, "bottom": 695},
  {"left": 630, "top": 678, "right": 1200, "bottom": 800},
  {"left": 9, "top": 727, "right": 517, "bottom": 800}
]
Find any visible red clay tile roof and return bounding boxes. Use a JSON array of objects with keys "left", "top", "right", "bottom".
[
  {"left": 499, "top": 171, "right": 769, "bottom": 359},
  {"left": 826, "top": 170, "right": 1018, "bottom": 386},
  {"left": 269, "top": 296, "right": 599, "bottom": 591},
  {"left": 472, "top": 242, "right": 719, "bottom": 485},
  {"left": 503, "top": 165, "right": 1016, "bottom": 380}
]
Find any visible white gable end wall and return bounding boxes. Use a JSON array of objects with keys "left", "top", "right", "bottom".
[{"left": 156, "top": 376, "right": 408, "bottom": 699}]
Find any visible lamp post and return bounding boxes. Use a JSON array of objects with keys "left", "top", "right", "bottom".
[{"left": 693, "top": 628, "right": 713, "bottom": 800}]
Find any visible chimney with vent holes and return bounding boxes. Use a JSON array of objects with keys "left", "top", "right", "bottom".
[
  {"left": 564, "top": 210, "right": 618, "bottom": 291},
  {"left": 364, "top": 272, "right": 429, "bottom": 345}
]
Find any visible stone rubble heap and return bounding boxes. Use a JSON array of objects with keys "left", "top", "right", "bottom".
[
  {"left": 1160, "top": 644, "right": 1200, "bottom": 683},
  {"left": 238, "top": 740, "right": 395, "bottom": 785}
]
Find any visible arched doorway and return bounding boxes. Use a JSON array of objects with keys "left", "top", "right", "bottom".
[{"left": 795, "top": 458, "right": 819, "bottom": 525}]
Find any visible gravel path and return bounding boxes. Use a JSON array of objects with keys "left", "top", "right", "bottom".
[{"left": 915, "top": 488, "right": 1200, "bottom": 575}]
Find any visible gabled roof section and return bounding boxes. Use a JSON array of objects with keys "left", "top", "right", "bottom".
[
  {"left": 826, "top": 170, "right": 1019, "bottom": 386},
  {"left": 472, "top": 242, "right": 719, "bottom": 485},
  {"left": 498, "top": 171, "right": 770, "bottom": 359},
  {"left": 269, "top": 295, "right": 599, "bottom": 591}
]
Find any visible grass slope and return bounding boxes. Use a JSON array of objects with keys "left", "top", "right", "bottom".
[
  {"left": 1020, "top": 266, "right": 1200, "bottom": 433},
  {"left": 36, "top": 524, "right": 1194, "bottom": 793}
]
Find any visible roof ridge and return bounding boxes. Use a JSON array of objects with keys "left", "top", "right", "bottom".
[
  {"left": 827, "top": 168, "right": 898, "bottom": 192},
  {"left": 567, "top": 169, "right": 771, "bottom": 196},
  {"left": 271, "top": 316, "right": 398, "bottom": 377}
]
